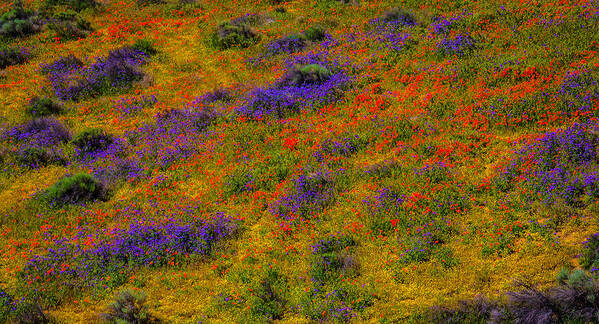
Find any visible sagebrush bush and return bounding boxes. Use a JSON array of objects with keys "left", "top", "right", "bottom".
[
  {"left": 210, "top": 19, "right": 259, "bottom": 49},
  {"left": 426, "top": 295, "right": 499, "bottom": 323},
  {"left": 26, "top": 96, "right": 64, "bottom": 117},
  {"left": 100, "top": 289, "right": 159, "bottom": 324},
  {"left": 47, "top": 10, "right": 93, "bottom": 40},
  {"left": 71, "top": 128, "right": 114, "bottom": 158},
  {"left": 43, "top": 173, "right": 108, "bottom": 206},
  {"left": 0, "top": 1, "right": 42, "bottom": 38},
  {"left": 0, "top": 46, "right": 30, "bottom": 69},
  {"left": 137, "top": 0, "right": 164, "bottom": 5}
]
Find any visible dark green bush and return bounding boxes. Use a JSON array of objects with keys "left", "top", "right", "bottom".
[
  {"left": 47, "top": 10, "right": 93, "bottom": 40},
  {"left": 100, "top": 289, "right": 160, "bottom": 323},
  {"left": 249, "top": 268, "right": 287, "bottom": 321},
  {"left": 44, "top": 173, "right": 108, "bottom": 206},
  {"left": 581, "top": 233, "right": 599, "bottom": 273},
  {"left": 0, "top": 1, "right": 42, "bottom": 38},
  {"left": 210, "top": 19, "right": 260, "bottom": 50},
  {"left": 26, "top": 96, "right": 64, "bottom": 117},
  {"left": 0, "top": 46, "right": 30, "bottom": 69},
  {"left": 71, "top": 128, "right": 114, "bottom": 158},
  {"left": 43, "top": 0, "right": 97, "bottom": 12},
  {"left": 16, "top": 146, "right": 65, "bottom": 168},
  {"left": 137, "top": 0, "right": 164, "bottom": 6},
  {"left": 302, "top": 25, "right": 326, "bottom": 42},
  {"left": 278, "top": 64, "right": 332, "bottom": 87},
  {"left": 132, "top": 39, "right": 157, "bottom": 56}
]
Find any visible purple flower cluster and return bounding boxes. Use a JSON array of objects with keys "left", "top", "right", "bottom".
[
  {"left": 41, "top": 47, "right": 148, "bottom": 101},
  {"left": 430, "top": 16, "right": 461, "bottom": 34},
  {"left": 310, "top": 234, "right": 355, "bottom": 255},
  {"left": 3, "top": 117, "right": 71, "bottom": 148},
  {"left": 90, "top": 157, "right": 147, "bottom": 187},
  {"left": 558, "top": 71, "right": 599, "bottom": 114},
  {"left": 437, "top": 32, "right": 477, "bottom": 56},
  {"left": 113, "top": 94, "right": 157, "bottom": 116},
  {"left": 313, "top": 135, "right": 366, "bottom": 162},
  {"left": 266, "top": 35, "right": 307, "bottom": 55},
  {"left": 19, "top": 214, "right": 236, "bottom": 298},
  {"left": 270, "top": 170, "right": 336, "bottom": 227},
  {"left": 0, "top": 46, "right": 30, "bottom": 69},
  {"left": 501, "top": 122, "right": 599, "bottom": 205},
  {"left": 198, "top": 87, "right": 232, "bottom": 103},
  {"left": 238, "top": 55, "right": 352, "bottom": 119}
]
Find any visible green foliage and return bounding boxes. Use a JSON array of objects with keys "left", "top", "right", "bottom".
[
  {"left": 302, "top": 25, "right": 326, "bottom": 42},
  {"left": 43, "top": 0, "right": 98, "bottom": 12},
  {"left": 581, "top": 234, "right": 599, "bottom": 273},
  {"left": 16, "top": 146, "right": 65, "bottom": 168},
  {"left": 26, "top": 96, "right": 64, "bottom": 117},
  {"left": 71, "top": 128, "right": 114, "bottom": 158},
  {"left": 43, "top": 173, "right": 108, "bottom": 206},
  {"left": 47, "top": 9, "right": 93, "bottom": 40},
  {"left": 100, "top": 289, "right": 160, "bottom": 323},
  {"left": 0, "top": 1, "right": 42, "bottom": 38},
  {"left": 210, "top": 20, "right": 260, "bottom": 50},
  {"left": 248, "top": 267, "right": 287, "bottom": 321},
  {"left": 132, "top": 39, "right": 157, "bottom": 56}
]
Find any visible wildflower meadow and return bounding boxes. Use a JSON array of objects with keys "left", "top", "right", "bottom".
[{"left": 0, "top": 0, "right": 598, "bottom": 322}]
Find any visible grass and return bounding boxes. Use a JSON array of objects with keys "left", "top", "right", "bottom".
[{"left": 0, "top": 0, "right": 597, "bottom": 322}]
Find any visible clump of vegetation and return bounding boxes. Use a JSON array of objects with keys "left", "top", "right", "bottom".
[
  {"left": 5, "top": 117, "right": 71, "bottom": 147},
  {"left": 47, "top": 10, "right": 93, "bottom": 40},
  {"left": 309, "top": 235, "right": 358, "bottom": 283},
  {"left": 0, "top": 1, "right": 42, "bottom": 38},
  {"left": 302, "top": 25, "right": 326, "bottom": 42},
  {"left": 581, "top": 233, "right": 599, "bottom": 273},
  {"left": 71, "top": 128, "right": 115, "bottom": 158},
  {"left": 100, "top": 289, "right": 160, "bottom": 323},
  {"left": 437, "top": 32, "right": 477, "bottom": 56},
  {"left": 16, "top": 146, "right": 65, "bottom": 168},
  {"left": 137, "top": 0, "right": 164, "bottom": 6},
  {"left": 43, "top": 0, "right": 98, "bottom": 12},
  {"left": 248, "top": 268, "right": 287, "bottom": 321},
  {"left": 278, "top": 64, "right": 333, "bottom": 87},
  {"left": 26, "top": 96, "right": 64, "bottom": 117},
  {"left": 426, "top": 295, "right": 499, "bottom": 323},
  {"left": 0, "top": 46, "right": 30, "bottom": 69},
  {"left": 378, "top": 7, "right": 417, "bottom": 26},
  {"left": 132, "top": 38, "right": 158, "bottom": 56},
  {"left": 210, "top": 18, "right": 260, "bottom": 50},
  {"left": 43, "top": 173, "right": 108, "bottom": 206},
  {"left": 40, "top": 54, "right": 83, "bottom": 75}
]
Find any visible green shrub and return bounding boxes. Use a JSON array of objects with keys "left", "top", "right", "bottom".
[
  {"left": 43, "top": 0, "right": 98, "bottom": 12},
  {"left": 132, "top": 39, "right": 157, "bottom": 56},
  {"left": 249, "top": 268, "right": 287, "bottom": 321},
  {"left": 210, "top": 20, "right": 260, "bottom": 50},
  {"left": 0, "top": 46, "right": 30, "bottom": 69},
  {"left": 302, "top": 25, "right": 326, "bottom": 42},
  {"left": 43, "top": 173, "right": 108, "bottom": 206},
  {"left": 0, "top": 1, "right": 42, "bottom": 38},
  {"left": 26, "top": 96, "right": 64, "bottom": 117},
  {"left": 16, "top": 146, "right": 65, "bottom": 168},
  {"left": 71, "top": 128, "right": 114, "bottom": 158},
  {"left": 47, "top": 10, "right": 93, "bottom": 40},
  {"left": 100, "top": 289, "right": 160, "bottom": 323},
  {"left": 581, "top": 233, "right": 599, "bottom": 273}
]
